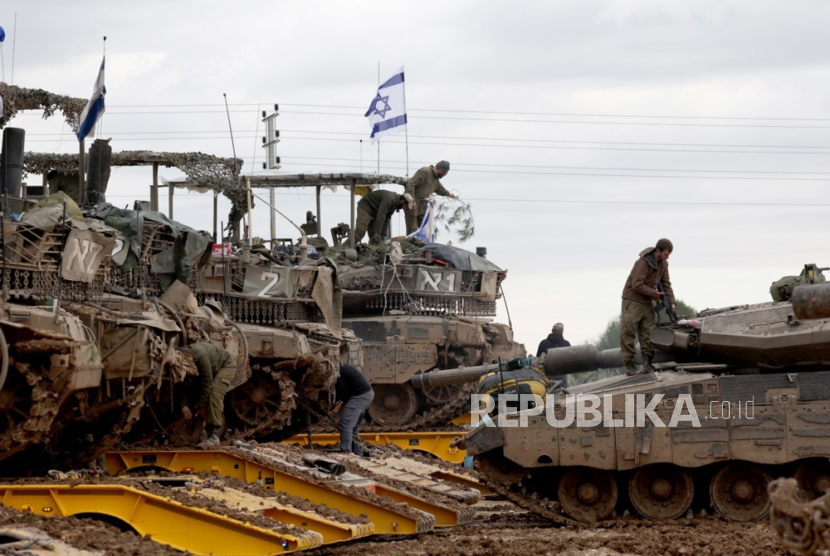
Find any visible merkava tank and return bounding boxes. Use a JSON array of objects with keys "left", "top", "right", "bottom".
[
  {"left": 236, "top": 171, "right": 524, "bottom": 429},
  {"left": 76, "top": 196, "right": 356, "bottom": 445},
  {"left": 0, "top": 182, "right": 269, "bottom": 470},
  {"left": 339, "top": 242, "right": 523, "bottom": 428},
  {"left": 453, "top": 264, "right": 830, "bottom": 523}
]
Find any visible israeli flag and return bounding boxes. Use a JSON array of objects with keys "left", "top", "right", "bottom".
[
  {"left": 407, "top": 199, "right": 435, "bottom": 243},
  {"left": 364, "top": 67, "right": 407, "bottom": 144},
  {"left": 76, "top": 56, "right": 106, "bottom": 142}
]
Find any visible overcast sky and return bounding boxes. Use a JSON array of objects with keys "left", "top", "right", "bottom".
[{"left": 2, "top": 0, "right": 829, "bottom": 350}]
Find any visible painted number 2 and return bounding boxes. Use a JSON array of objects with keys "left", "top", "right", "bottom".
[{"left": 257, "top": 271, "right": 282, "bottom": 297}]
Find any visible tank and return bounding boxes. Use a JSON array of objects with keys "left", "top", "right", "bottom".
[
  {"left": 465, "top": 267, "right": 830, "bottom": 523},
  {"left": 338, "top": 242, "right": 524, "bottom": 428},
  {"left": 88, "top": 202, "right": 356, "bottom": 445}
]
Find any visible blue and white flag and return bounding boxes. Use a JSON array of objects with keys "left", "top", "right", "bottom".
[
  {"left": 76, "top": 56, "right": 106, "bottom": 142},
  {"left": 407, "top": 199, "right": 435, "bottom": 243},
  {"left": 364, "top": 67, "right": 406, "bottom": 143}
]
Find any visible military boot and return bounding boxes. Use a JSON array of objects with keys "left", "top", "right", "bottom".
[
  {"left": 198, "top": 426, "right": 221, "bottom": 448},
  {"left": 625, "top": 365, "right": 641, "bottom": 377},
  {"left": 643, "top": 356, "right": 655, "bottom": 372}
]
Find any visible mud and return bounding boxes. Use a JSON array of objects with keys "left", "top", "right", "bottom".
[
  {"left": 212, "top": 472, "right": 370, "bottom": 525},
  {"left": 5, "top": 474, "right": 310, "bottom": 537},
  {"left": 0, "top": 505, "right": 182, "bottom": 556},
  {"left": 305, "top": 503, "right": 797, "bottom": 556}
]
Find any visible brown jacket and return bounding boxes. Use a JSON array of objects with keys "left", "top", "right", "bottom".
[
  {"left": 404, "top": 166, "right": 451, "bottom": 213},
  {"left": 622, "top": 247, "right": 675, "bottom": 305}
]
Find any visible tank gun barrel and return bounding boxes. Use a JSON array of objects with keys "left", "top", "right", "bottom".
[
  {"left": 793, "top": 283, "right": 830, "bottom": 320},
  {"left": 541, "top": 344, "right": 674, "bottom": 376},
  {"left": 410, "top": 363, "right": 500, "bottom": 389}
]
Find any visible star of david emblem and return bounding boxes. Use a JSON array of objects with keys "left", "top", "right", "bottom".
[{"left": 369, "top": 93, "right": 392, "bottom": 118}]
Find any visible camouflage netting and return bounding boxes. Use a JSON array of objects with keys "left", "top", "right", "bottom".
[
  {"left": 0, "top": 83, "right": 87, "bottom": 131},
  {"left": 0, "top": 83, "right": 247, "bottom": 235},
  {"left": 22, "top": 151, "right": 246, "bottom": 234}
]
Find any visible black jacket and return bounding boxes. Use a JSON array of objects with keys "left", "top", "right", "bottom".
[
  {"left": 536, "top": 333, "right": 571, "bottom": 356},
  {"left": 335, "top": 364, "right": 373, "bottom": 401}
]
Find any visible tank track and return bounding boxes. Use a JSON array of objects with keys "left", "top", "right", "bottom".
[
  {"left": 475, "top": 455, "right": 801, "bottom": 526},
  {"left": 479, "top": 471, "right": 578, "bottom": 526},
  {"left": 363, "top": 382, "right": 474, "bottom": 432},
  {"left": 310, "top": 382, "right": 473, "bottom": 433},
  {"left": 228, "top": 370, "right": 298, "bottom": 441}
]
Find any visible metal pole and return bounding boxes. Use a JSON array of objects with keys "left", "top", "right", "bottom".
[
  {"left": 246, "top": 178, "right": 252, "bottom": 245},
  {"left": 213, "top": 193, "right": 218, "bottom": 243},
  {"left": 402, "top": 66, "right": 409, "bottom": 177},
  {"left": 78, "top": 140, "right": 85, "bottom": 206},
  {"left": 168, "top": 184, "right": 174, "bottom": 219},
  {"left": 315, "top": 185, "right": 322, "bottom": 237},
  {"left": 377, "top": 61, "right": 380, "bottom": 174},
  {"left": 150, "top": 162, "right": 159, "bottom": 211},
  {"left": 269, "top": 187, "right": 276, "bottom": 245},
  {"left": 349, "top": 178, "right": 356, "bottom": 248}
]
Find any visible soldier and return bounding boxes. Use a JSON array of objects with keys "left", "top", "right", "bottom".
[
  {"left": 536, "top": 322, "right": 571, "bottom": 356},
  {"left": 620, "top": 238, "right": 675, "bottom": 376},
  {"left": 335, "top": 364, "right": 375, "bottom": 455},
  {"left": 178, "top": 342, "right": 237, "bottom": 446},
  {"left": 353, "top": 190, "right": 413, "bottom": 245},
  {"left": 404, "top": 160, "right": 456, "bottom": 235}
]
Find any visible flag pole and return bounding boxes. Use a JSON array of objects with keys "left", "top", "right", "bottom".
[
  {"left": 10, "top": 13, "right": 16, "bottom": 86},
  {"left": 98, "top": 37, "right": 106, "bottom": 137},
  {"left": 403, "top": 66, "right": 409, "bottom": 177},
  {"left": 377, "top": 61, "right": 380, "bottom": 174}
]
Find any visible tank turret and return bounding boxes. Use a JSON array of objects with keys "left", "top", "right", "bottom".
[{"left": 338, "top": 242, "right": 524, "bottom": 428}]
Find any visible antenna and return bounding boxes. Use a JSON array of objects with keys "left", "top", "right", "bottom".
[
  {"left": 223, "top": 93, "right": 241, "bottom": 242},
  {"left": 223, "top": 93, "right": 238, "bottom": 166},
  {"left": 10, "top": 13, "right": 16, "bottom": 86}
]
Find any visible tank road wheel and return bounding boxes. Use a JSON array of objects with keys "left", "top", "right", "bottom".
[
  {"left": 421, "top": 383, "right": 461, "bottom": 404},
  {"left": 710, "top": 462, "right": 771, "bottom": 521},
  {"left": 629, "top": 464, "right": 694, "bottom": 520},
  {"left": 795, "top": 459, "right": 830, "bottom": 500},
  {"left": 367, "top": 384, "right": 419, "bottom": 427},
  {"left": 230, "top": 375, "right": 280, "bottom": 426},
  {"left": 557, "top": 467, "right": 619, "bottom": 522}
]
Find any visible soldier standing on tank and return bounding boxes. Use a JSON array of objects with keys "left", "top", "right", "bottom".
[
  {"left": 404, "top": 160, "right": 457, "bottom": 235},
  {"left": 335, "top": 364, "right": 375, "bottom": 455},
  {"left": 353, "top": 190, "right": 414, "bottom": 245},
  {"left": 178, "top": 342, "right": 237, "bottom": 447},
  {"left": 620, "top": 239, "right": 675, "bottom": 376}
]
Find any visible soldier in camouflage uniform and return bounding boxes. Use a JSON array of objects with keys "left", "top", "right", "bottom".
[
  {"left": 354, "top": 190, "right": 413, "bottom": 245},
  {"left": 178, "top": 342, "right": 236, "bottom": 446},
  {"left": 620, "top": 239, "right": 675, "bottom": 376},
  {"left": 404, "top": 160, "right": 456, "bottom": 235}
]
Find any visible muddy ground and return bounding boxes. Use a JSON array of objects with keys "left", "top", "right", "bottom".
[
  {"left": 0, "top": 489, "right": 797, "bottom": 556},
  {"left": 306, "top": 501, "right": 797, "bottom": 556}
]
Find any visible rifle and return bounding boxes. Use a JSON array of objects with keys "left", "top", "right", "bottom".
[{"left": 655, "top": 282, "right": 678, "bottom": 325}]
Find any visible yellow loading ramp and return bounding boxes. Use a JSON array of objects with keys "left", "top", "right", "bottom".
[
  {"left": 185, "top": 479, "right": 374, "bottom": 544},
  {"left": 106, "top": 449, "right": 434, "bottom": 535},
  {"left": 372, "top": 453, "right": 494, "bottom": 497},
  {"left": 330, "top": 452, "right": 480, "bottom": 504},
  {"left": 254, "top": 444, "right": 474, "bottom": 527},
  {"left": 0, "top": 484, "right": 318, "bottom": 555},
  {"left": 283, "top": 431, "right": 468, "bottom": 464},
  {"left": 322, "top": 453, "right": 478, "bottom": 526}
]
